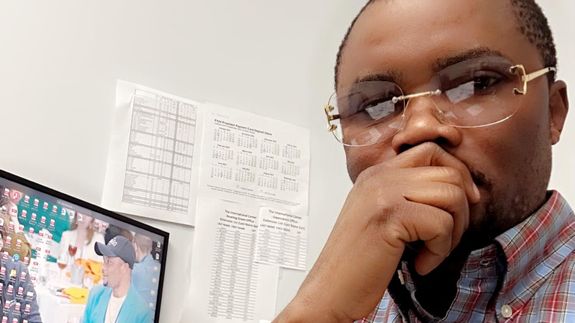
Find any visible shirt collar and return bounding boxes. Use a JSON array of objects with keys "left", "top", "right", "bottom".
[{"left": 389, "top": 191, "right": 575, "bottom": 321}]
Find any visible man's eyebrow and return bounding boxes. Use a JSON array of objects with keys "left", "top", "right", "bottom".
[
  {"left": 353, "top": 71, "right": 402, "bottom": 86},
  {"left": 433, "top": 47, "right": 507, "bottom": 71},
  {"left": 349, "top": 48, "right": 507, "bottom": 87}
]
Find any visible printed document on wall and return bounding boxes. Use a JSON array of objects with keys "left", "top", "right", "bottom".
[
  {"left": 254, "top": 207, "right": 307, "bottom": 270},
  {"left": 183, "top": 199, "right": 279, "bottom": 323},
  {"left": 102, "top": 81, "right": 203, "bottom": 226},
  {"left": 182, "top": 103, "right": 311, "bottom": 322},
  {"left": 197, "top": 103, "right": 310, "bottom": 270},
  {"left": 198, "top": 103, "right": 310, "bottom": 216}
]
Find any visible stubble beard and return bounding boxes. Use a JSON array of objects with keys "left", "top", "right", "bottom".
[{"left": 460, "top": 168, "right": 549, "bottom": 251}]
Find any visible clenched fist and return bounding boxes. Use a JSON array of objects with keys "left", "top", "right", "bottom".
[{"left": 275, "top": 143, "right": 480, "bottom": 322}]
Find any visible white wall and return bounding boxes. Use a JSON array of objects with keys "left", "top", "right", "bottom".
[
  {"left": 0, "top": 1, "right": 571, "bottom": 322},
  {"left": 542, "top": 1, "right": 575, "bottom": 204},
  {"left": 0, "top": 1, "right": 361, "bottom": 322}
]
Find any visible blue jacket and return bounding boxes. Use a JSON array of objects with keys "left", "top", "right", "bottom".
[
  {"left": 82, "top": 284, "right": 152, "bottom": 323},
  {"left": 131, "top": 254, "right": 160, "bottom": 309}
]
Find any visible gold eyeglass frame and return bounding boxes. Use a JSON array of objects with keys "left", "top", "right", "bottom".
[{"left": 324, "top": 64, "right": 557, "bottom": 141}]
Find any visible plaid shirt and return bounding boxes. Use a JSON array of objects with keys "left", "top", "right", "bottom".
[{"left": 358, "top": 191, "right": 575, "bottom": 322}]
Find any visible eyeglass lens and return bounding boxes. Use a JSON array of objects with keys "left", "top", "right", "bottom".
[{"left": 331, "top": 56, "right": 523, "bottom": 146}]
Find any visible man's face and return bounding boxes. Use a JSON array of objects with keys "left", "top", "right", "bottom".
[
  {"left": 337, "top": 0, "right": 567, "bottom": 245},
  {"left": 103, "top": 256, "right": 128, "bottom": 289}
]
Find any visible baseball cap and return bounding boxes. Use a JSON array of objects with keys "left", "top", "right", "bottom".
[{"left": 95, "top": 235, "right": 136, "bottom": 269}]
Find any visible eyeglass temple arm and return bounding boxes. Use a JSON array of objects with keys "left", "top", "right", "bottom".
[
  {"left": 324, "top": 104, "right": 340, "bottom": 132},
  {"left": 512, "top": 65, "right": 557, "bottom": 95},
  {"left": 392, "top": 89, "right": 442, "bottom": 104}
]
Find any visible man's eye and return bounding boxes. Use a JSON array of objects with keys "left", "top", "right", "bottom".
[
  {"left": 473, "top": 75, "right": 501, "bottom": 92},
  {"left": 362, "top": 99, "right": 400, "bottom": 120},
  {"left": 444, "top": 72, "right": 505, "bottom": 103}
]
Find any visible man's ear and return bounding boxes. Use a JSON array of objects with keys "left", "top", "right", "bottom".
[{"left": 549, "top": 80, "right": 569, "bottom": 145}]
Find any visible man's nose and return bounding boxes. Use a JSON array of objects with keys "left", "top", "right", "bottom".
[{"left": 391, "top": 97, "right": 462, "bottom": 154}]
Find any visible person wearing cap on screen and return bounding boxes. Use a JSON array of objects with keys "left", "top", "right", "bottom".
[{"left": 82, "top": 235, "right": 152, "bottom": 323}]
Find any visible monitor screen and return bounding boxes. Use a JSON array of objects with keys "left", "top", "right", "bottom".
[{"left": 0, "top": 169, "right": 169, "bottom": 323}]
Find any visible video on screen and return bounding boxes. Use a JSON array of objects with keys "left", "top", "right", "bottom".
[{"left": 0, "top": 173, "right": 167, "bottom": 323}]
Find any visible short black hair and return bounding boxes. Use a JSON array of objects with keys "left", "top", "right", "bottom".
[{"left": 334, "top": 0, "right": 557, "bottom": 89}]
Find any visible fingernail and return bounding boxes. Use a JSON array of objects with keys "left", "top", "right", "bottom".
[{"left": 473, "top": 184, "right": 480, "bottom": 201}]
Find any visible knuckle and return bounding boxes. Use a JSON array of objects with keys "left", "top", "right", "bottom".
[
  {"left": 436, "top": 212, "right": 454, "bottom": 236},
  {"left": 373, "top": 199, "right": 402, "bottom": 228},
  {"left": 355, "top": 163, "right": 395, "bottom": 189},
  {"left": 441, "top": 183, "right": 466, "bottom": 202},
  {"left": 379, "top": 223, "right": 406, "bottom": 248},
  {"left": 355, "top": 163, "right": 382, "bottom": 184},
  {"left": 440, "top": 167, "right": 461, "bottom": 181},
  {"left": 356, "top": 167, "right": 375, "bottom": 184},
  {"left": 373, "top": 200, "right": 404, "bottom": 227}
]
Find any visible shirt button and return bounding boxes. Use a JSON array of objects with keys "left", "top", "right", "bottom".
[
  {"left": 501, "top": 304, "right": 513, "bottom": 318},
  {"left": 479, "top": 259, "right": 491, "bottom": 267}
]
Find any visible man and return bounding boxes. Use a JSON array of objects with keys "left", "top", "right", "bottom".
[
  {"left": 276, "top": 0, "right": 570, "bottom": 322},
  {"left": 131, "top": 233, "right": 160, "bottom": 309},
  {"left": 83, "top": 235, "right": 152, "bottom": 323},
  {"left": 0, "top": 229, "right": 42, "bottom": 323}
]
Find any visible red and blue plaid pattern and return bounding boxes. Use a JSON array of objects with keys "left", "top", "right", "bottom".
[{"left": 357, "top": 191, "right": 575, "bottom": 322}]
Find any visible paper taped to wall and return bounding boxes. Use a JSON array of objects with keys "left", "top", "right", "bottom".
[
  {"left": 184, "top": 200, "right": 279, "bottom": 322},
  {"left": 103, "top": 81, "right": 311, "bottom": 322},
  {"left": 254, "top": 207, "right": 307, "bottom": 270},
  {"left": 102, "top": 81, "right": 204, "bottom": 226},
  {"left": 183, "top": 103, "right": 311, "bottom": 322}
]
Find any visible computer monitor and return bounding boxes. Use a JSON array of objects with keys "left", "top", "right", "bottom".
[{"left": 0, "top": 169, "right": 169, "bottom": 323}]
